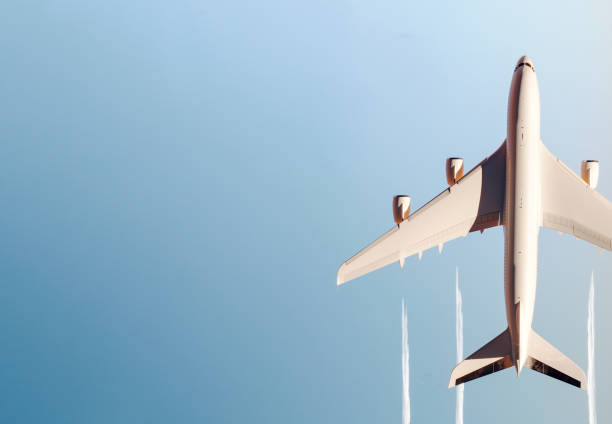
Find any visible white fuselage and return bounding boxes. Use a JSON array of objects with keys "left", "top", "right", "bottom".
[{"left": 504, "top": 57, "right": 541, "bottom": 374}]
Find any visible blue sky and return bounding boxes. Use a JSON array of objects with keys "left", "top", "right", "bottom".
[{"left": 1, "top": 0, "right": 611, "bottom": 422}]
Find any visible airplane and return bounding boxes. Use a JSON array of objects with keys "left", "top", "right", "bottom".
[{"left": 337, "top": 56, "right": 612, "bottom": 390}]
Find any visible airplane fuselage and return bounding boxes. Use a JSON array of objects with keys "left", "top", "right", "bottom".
[{"left": 504, "top": 56, "right": 541, "bottom": 374}]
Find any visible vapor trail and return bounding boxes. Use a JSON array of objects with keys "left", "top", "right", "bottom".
[
  {"left": 455, "top": 267, "right": 464, "bottom": 424},
  {"left": 402, "top": 298, "right": 410, "bottom": 424},
  {"left": 588, "top": 272, "right": 596, "bottom": 424}
]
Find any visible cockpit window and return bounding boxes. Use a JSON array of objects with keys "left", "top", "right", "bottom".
[{"left": 514, "top": 62, "right": 535, "bottom": 72}]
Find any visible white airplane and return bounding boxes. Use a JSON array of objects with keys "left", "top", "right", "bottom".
[{"left": 337, "top": 56, "right": 612, "bottom": 390}]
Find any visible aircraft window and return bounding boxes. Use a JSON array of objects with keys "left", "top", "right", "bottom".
[{"left": 514, "top": 62, "right": 535, "bottom": 71}]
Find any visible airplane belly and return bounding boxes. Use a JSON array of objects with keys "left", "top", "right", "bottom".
[
  {"left": 513, "top": 129, "right": 539, "bottom": 337},
  {"left": 504, "top": 64, "right": 541, "bottom": 368}
]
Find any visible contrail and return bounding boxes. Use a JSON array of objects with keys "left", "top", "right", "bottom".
[
  {"left": 455, "top": 267, "right": 464, "bottom": 424},
  {"left": 588, "top": 272, "right": 596, "bottom": 424},
  {"left": 402, "top": 298, "right": 410, "bottom": 424}
]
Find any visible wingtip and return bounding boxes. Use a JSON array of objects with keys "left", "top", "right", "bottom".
[
  {"left": 336, "top": 265, "right": 346, "bottom": 286},
  {"left": 580, "top": 369, "right": 588, "bottom": 391},
  {"left": 448, "top": 366, "right": 458, "bottom": 388}
]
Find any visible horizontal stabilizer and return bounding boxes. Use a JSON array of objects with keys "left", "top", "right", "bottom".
[
  {"left": 449, "top": 328, "right": 513, "bottom": 388},
  {"left": 526, "top": 329, "right": 587, "bottom": 390}
]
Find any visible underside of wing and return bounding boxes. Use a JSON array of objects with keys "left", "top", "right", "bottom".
[
  {"left": 337, "top": 142, "right": 506, "bottom": 285},
  {"left": 540, "top": 141, "right": 612, "bottom": 250},
  {"left": 526, "top": 329, "right": 587, "bottom": 390}
]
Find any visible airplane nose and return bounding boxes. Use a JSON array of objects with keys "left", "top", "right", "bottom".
[
  {"left": 516, "top": 55, "right": 532, "bottom": 66},
  {"left": 514, "top": 55, "right": 535, "bottom": 72}
]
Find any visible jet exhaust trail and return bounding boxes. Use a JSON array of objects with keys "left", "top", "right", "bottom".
[
  {"left": 588, "top": 272, "right": 596, "bottom": 424},
  {"left": 402, "top": 298, "right": 410, "bottom": 424},
  {"left": 455, "top": 267, "right": 464, "bottom": 424}
]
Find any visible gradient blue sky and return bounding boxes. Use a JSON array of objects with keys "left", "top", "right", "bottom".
[{"left": 1, "top": 1, "right": 612, "bottom": 423}]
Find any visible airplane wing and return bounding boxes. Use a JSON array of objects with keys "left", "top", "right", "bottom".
[
  {"left": 337, "top": 142, "right": 507, "bottom": 285},
  {"left": 540, "top": 141, "right": 612, "bottom": 250}
]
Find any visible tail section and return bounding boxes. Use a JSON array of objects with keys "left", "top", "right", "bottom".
[
  {"left": 526, "top": 329, "right": 587, "bottom": 390},
  {"left": 449, "top": 329, "right": 513, "bottom": 388},
  {"left": 449, "top": 328, "right": 587, "bottom": 390}
]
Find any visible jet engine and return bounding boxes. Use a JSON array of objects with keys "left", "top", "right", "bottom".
[
  {"left": 581, "top": 160, "right": 599, "bottom": 189},
  {"left": 393, "top": 195, "right": 411, "bottom": 225},
  {"left": 446, "top": 158, "right": 464, "bottom": 186}
]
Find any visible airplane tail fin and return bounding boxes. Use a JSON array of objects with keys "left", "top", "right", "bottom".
[
  {"left": 448, "top": 328, "right": 513, "bottom": 388},
  {"left": 526, "top": 329, "right": 587, "bottom": 390}
]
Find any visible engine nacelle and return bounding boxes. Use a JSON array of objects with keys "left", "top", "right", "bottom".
[
  {"left": 393, "top": 195, "right": 411, "bottom": 225},
  {"left": 446, "top": 157, "right": 464, "bottom": 186},
  {"left": 581, "top": 160, "right": 599, "bottom": 189}
]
